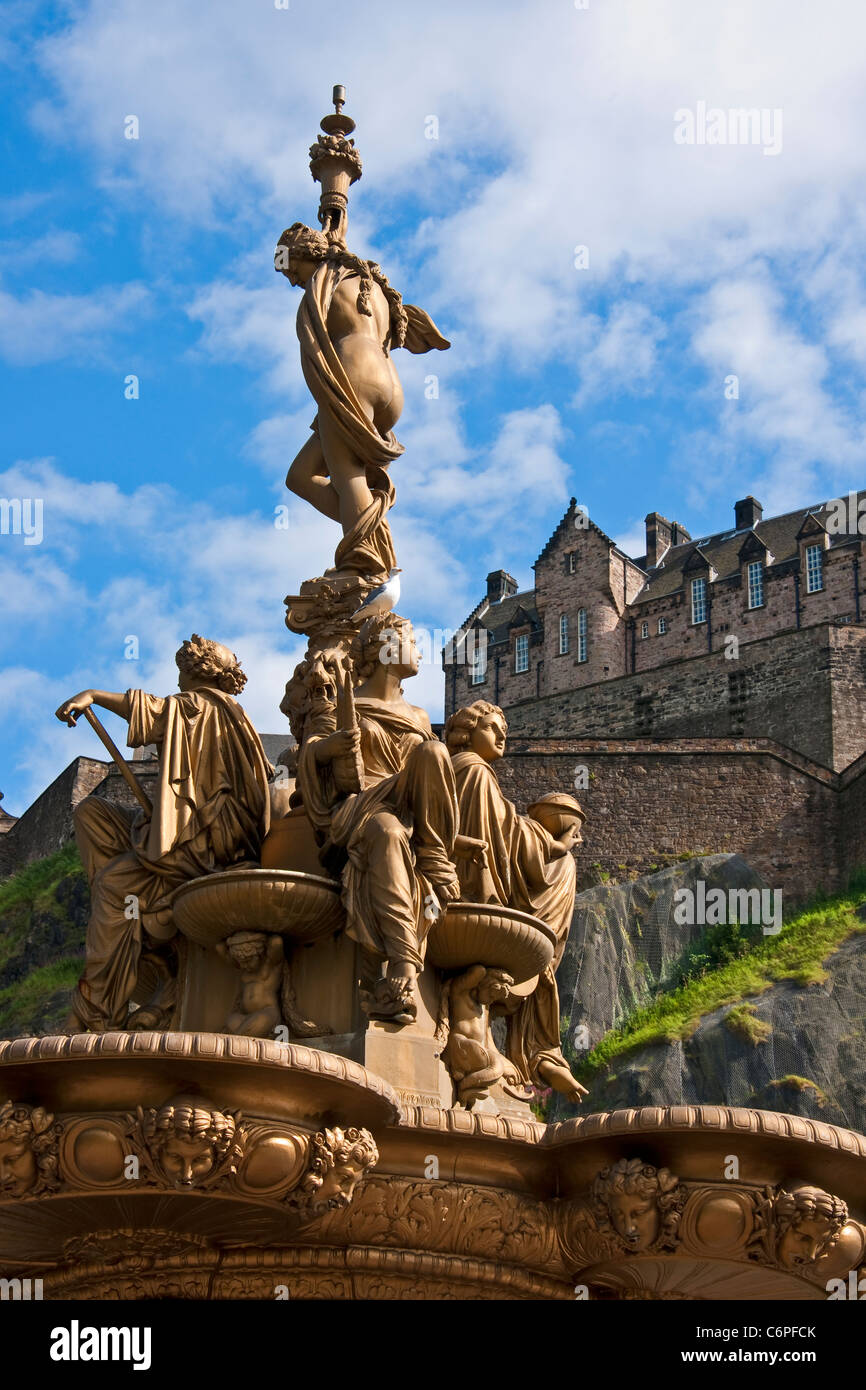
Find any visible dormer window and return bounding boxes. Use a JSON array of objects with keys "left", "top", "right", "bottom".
[
  {"left": 515, "top": 633, "right": 529, "bottom": 673},
  {"left": 691, "top": 577, "right": 707, "bottom": 625},
  {"left": 806, "top": 544, "right": 823, "bottom": 593},
  {"left": 747, "top": 560, "right": 764, "bottom": 609}
]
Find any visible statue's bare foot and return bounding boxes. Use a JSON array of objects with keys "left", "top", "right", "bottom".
[
  {"left": 537, "top": 1059, "right": 588, "bottom": 1103},
  {"left": 361, "top": 976, "right": 417, "bottom": 1026}
]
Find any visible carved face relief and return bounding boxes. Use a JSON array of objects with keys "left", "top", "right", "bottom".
[
  {"left": 0, "top": 1137, "right": 38, "bottom": 1196},
  {"left": 771, "top": 1185, "right": 848, "bottom": 1270},
  {"left": 469, "top": 715, "right": 507, "bottom": 765},
  {"left": 606, "top": 1192, "right": 661, "bottom": 1252},
  {"left": 157, "top": 1135, "right": 220, "bottom": 1189},
  {"left": 314, "top": 1157, "right": 366, "bottom": 1212},
  {"left": 778, "top": 1217, "right": 834, "bottom": 1269}
]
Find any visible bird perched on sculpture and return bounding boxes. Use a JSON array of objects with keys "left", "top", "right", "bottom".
[{"left": 350, "top": 568, "right": 401, "bottom": 620}]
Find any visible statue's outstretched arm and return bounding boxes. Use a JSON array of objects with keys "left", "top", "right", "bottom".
[{"left": 55, "top": 689, "right": 131, "bottom": 726}]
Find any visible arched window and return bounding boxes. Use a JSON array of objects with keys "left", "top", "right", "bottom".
[
  {"left": 577, "top": 608, "right": 588, "bottom": 663},
  {"left": 559, "top": 613, "right": 569, "bottom": 654}
]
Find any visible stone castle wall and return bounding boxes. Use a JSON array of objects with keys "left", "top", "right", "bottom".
[
  {"left": 498, "top": 623, "right": 866, "bottom": 773},
  {"left": 0, "top": 758, "right": 109, "bottom": 877},
  {"left": 496, "top": 735, "right": 862, "bottom": 905}
]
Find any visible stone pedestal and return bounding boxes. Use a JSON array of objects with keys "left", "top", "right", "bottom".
[{"left": 1, "top": 1034, "right": 864, "bottom": 1300}]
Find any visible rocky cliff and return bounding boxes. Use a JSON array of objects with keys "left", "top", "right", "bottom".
[{"left": 551, "top": 854, "right": 866, "bottom": 1132}]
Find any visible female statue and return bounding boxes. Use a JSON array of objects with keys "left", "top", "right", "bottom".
[
  {"left": 276, "top": 223, "right": 449, "bottom": 576},
  {"left": 293, "top": 613, "right": 462, "bottom": 1024},
  {"left": 444, "top": 700, "right": 588, "bottom": 1104}
]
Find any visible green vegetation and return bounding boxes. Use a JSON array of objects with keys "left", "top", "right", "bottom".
[
  {"left": 667, "top": 913, "right": 766, "bottom": 990},
  {"left": 0, "top": 958, "right": 81, "bottom": 1034},
  {"left": 0, "top": 844, "right": 86, "bottom": 1036},
  {"left": 767, "top": 1075, "right": 827, "bottom": 1107},
  {"left": 0, "top": 842, "right": 81, "bottom": 919},
  {"left": 570, "top": 888, "right": 866, "bottom": 1084},
  {"left": 724, "top": 1003, "right": 772, "bottom": 1046}
]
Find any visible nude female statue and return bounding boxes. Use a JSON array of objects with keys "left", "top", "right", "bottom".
[{"left": 275, "top": 223, "right": 449, "bottom": 576}]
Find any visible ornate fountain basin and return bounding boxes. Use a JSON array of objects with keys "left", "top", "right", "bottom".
[
  {"left": 171, "top": 868, "right": 345, "bottom": 948},
  {"left": 426, "top": 901, "right": 556, "bottom": 984}
]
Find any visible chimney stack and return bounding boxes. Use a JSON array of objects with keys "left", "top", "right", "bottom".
[
  {"left": 735, "top": 496, "right": 763, "bottom": 530},
  {"left": 644, "top": 512, "right": 673, "bottom": 568},
  {"left": 486, "top": 569, "right": 518, "bottom": 604}
]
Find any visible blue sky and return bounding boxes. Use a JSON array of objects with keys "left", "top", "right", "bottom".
[{"left": 2, "top": 0, "right": 866, "bottom": 813}]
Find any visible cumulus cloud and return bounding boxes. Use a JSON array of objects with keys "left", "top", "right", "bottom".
[
  {"left": 5, "top": 0, "right": 866, "bottom": 801},
  {"left": 0, "top": 282, "right": 149, "bottom": 365}
]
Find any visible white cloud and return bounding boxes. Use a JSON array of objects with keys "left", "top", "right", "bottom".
[
  {"left": 0, "top": 282, "right": 149, "bottom": 365},
  {"left": 690, "top": 273, "right": 866, "bottom": 511},
  {"left": 573, "top": 303, "right": 666, "bottom": 408}
]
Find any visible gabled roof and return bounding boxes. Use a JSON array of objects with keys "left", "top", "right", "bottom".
[
  {"left": 534, "top": 498, "right": 635, "bottom": 569},
  {"left": 631, "top": 496, "right": 863, "bottom": 604},
  {"left": 479, "top": 591, "right": 539, "bottom": 644}
]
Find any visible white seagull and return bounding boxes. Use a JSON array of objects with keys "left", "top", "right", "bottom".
[{"left": 351, "top": 568, "right": 402, "bottom": 620}]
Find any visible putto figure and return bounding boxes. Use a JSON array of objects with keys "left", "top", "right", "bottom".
[
  {"left": 55, "top": 635, "right": 273, "bottom": 1032},
  {"left": 436, "top": 965, "right": 518, "bottom": 1108},
  {"left": 216, "top": 931, "right": 285, "bottom": 1038},
  {"left": 276, "top": 221, "right": 449, "bottom": 577}
]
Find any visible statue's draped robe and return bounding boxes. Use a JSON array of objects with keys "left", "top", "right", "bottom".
[
  {"left": 304, "top": 698, "right": 458, "bottom": 969},
  {"left": 72, "top": 688, "right": 272, "bottom": 1030},
  {"left": 296, "top": 262, "right": 449, "bottom": 576},
  {"left": 296, "top": 263, "right": 401, "bottom": 576},
  {"left": 449, "top": 749, "right": 576, "bottom": 1087}
]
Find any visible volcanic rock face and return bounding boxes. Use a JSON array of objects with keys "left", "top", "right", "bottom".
[
  {"left": 569, "top": 934, "right": 866, "bottom": 1131},
  {"left": 556, "top": 853, "right": 767, "bottom": 1043},
  {"left": 551, "top": 854, "right": 866, "bottom": 1132}
]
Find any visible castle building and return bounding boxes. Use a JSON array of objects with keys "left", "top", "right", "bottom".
[{"left": 444, "top": 493, "right": 866, "bottom": 774}]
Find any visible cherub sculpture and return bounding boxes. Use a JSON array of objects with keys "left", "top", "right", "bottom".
[
  {"left": 216, "top": 932, "right": 285, "bottom": 1037},
  {"left": 55, "top": 635, "right": 273, "bottom": 1032},
  {"left": 435, "top": 966, "right": 519, "bottom": 1108}
]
